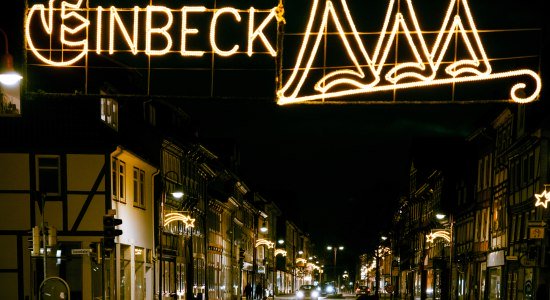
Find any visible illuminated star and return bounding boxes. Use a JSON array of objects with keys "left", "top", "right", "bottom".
[
  {"left": 426, "top": 233, "right": 435, "bottom": 243},
  {"left": 535, "top": 190, "right": 550, "bottom": 209},
  {"left": 184, "top": 217, "right": 196, "bottom": 228}
]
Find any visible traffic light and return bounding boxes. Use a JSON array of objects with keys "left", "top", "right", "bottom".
[{"left": 103, "top": 215, "right": 122, "bottom": 249}]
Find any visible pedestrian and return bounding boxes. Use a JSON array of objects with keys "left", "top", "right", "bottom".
[
  {"left": 245, "top": 283, "right": 252, "bottom": 300},
  {"left": 255, "top": 283, "right": 263, "bottom": 300}
]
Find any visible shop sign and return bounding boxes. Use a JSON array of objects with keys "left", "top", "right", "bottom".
[
  {"left": 71, "top": 248, "right": 91, "bottom": 255},
  {"left": 242, "top": 262, "right": 253, "bottom": 271},
  {"left": 487, "top": 250, "right": 504, "bottom": 267},
  {"left": 529, "top": 227, "right": 545, "bottom": 239}
]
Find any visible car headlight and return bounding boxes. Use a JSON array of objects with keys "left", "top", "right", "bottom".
[
  {"left": 296, "top": 291, "right": 304, "bottom": 298},
  {"left": 311, "top": 291, "right": 319, "bottom": 298},
  {"left": 326, "top": 286, "right": 334, "bottom": 293}
]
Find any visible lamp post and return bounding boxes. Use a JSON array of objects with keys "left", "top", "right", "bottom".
[
  {"left": 374, "top": 237, "right": 386, "bottom": 298},
  {"left": 327, "top": 245, "right": 343, "bottom": 293},
  {"left": 159, "top": 170, "right": 183, "bottom": 299},
  {"left": 274, "top": 239, "right": 285, "bottom": 298},
  {"left": 435, "top": 213, "right": 454, "bottom": 299}
]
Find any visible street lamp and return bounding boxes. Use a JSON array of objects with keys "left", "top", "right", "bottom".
[
  {"left": 433, "top": 212, "right": 454, "bottom": 299},
  {"left": 375, "top": 236, "right": 389, "bottom": 298},
  {"left": 260, "top": 220, "right": 268, "bottom": 233},
  {"left": 274, "top": 240, "right": 286, "bottom": 297},
  {"left": 159, "top": 170, "right": 183, "bottom": 298},
  {"left": 0, "top": 28, "right": 22, "bottom": 86},
  {"left": 326, "top": 245, "right": 344, "bottom": 292}
]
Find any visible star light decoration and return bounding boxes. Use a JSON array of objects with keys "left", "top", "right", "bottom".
[
  {"left": 426, "top": 230, "right": 451, "bottom": 243},
  {"left": 164, "top": 212, "right": 195, "bottom": 228},
  {"left": 535, "top": 189, "right": 550, "bottom": 209},
  {"left": 274, "top": 249, "right": 287, "bottom": 257},
  {"left": 296, "top": 258, "right": 308, "bottom": 264},
  {"left": 255, "top": 238, "right": 275, "bottom": 248},
  {"left": 277, "top": 0, "right": 541, "bottom": 105}
]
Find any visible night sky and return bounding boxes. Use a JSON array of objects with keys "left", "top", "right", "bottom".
[
  {"left": 5, "top": 0, "right": 547, "bottom": 276},
  {"left": 178, "top": 99, "right": 507, "bottom": 272}
]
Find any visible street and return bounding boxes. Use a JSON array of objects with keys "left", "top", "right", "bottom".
[{"left": 272, "top": 293, "right": 393, "bottom": 300}]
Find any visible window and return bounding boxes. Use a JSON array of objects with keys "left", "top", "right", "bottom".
[
  {"left": 133, "top": 167, "right": 146, "bottom": 208},
  {"left": 112, "top": 158, "right": 126, "bottom": 203},
  {"left": 37, "top": 156, "right": 61, "bottom": 195},
  {"left": 101, "top": 97, "right": 118, "bottom": 130}
]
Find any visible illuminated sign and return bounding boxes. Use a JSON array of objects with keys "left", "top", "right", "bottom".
[
  {"left": 255, "top": 239, "right": 275, "bottom": 248},
  {"left": 535, "top": 189, "right": 550, "bottom": 209},
  {"left": 277, "top": 0, "right": 541, "bottom": 105},
  {"left": 25, "top": 0, "right": 280, "bottom": 66},
  {"left": 25, "top": 1, "right": 541, "bottom": 104},
  {"left": 307, "top": 262, "right": 321, "bottom": 270},
  {"left": 296, "top": 258, "right": 307, "bottom": 264},
  {"left": 164, "top": 212, "right": 195, "bottom": 228},
  {"left": 426, "top": 230, "right": 451, "bottom": 243}
]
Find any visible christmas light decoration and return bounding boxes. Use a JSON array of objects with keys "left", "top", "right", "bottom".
[
  {"left": 255, "top": 238, "right": 275, "bottom": 248},
  {"left": 277, "top": 0, "right": 541, "bottom": 105},
  {"left": 426, "top": 230, "right": 451, "bottom": 243},
  {"left": 275, "top": 249, "right": 287, "bottom": 256},
  {"left": 296, "top": 258, "right": 307, "bottom": 264},
  {"left": 164, "top": 212, "right": 195, "bottom": 228},
  {"left": 25, "top": 1, "right": 278, "bottom": 65},
  {"left": 535, "top": 189, "right": 550, "bottom": 209}
]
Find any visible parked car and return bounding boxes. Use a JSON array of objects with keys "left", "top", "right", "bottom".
[
  {"left": 296, "top": 284, "right": 320, "bottom": 300},
  {"left": 355, "top": 285, "right": 370, "bottom": 296}
]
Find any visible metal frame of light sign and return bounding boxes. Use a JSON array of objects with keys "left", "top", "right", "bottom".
[
  {"left": 426, "top": 230, "right": 451, "bottom": 243},
  {"left": 277, "top": 0, "right": 541, "bottom": 105}
]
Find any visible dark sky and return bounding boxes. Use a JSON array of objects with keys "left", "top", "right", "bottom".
[{"left": 179, "top": 101, "right": 505, "bottom": 270}]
